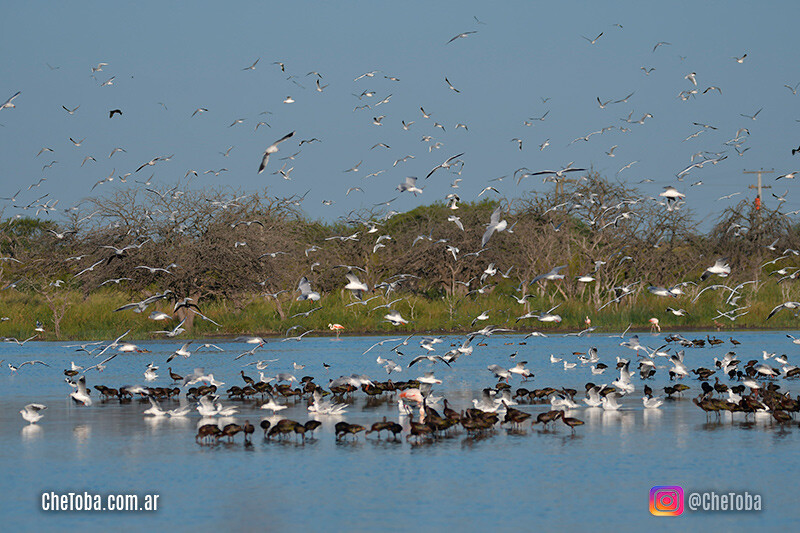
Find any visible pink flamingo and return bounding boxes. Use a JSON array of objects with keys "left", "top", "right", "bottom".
[{"left": 328, "top": 323, "right": 344, "bottom": 339}]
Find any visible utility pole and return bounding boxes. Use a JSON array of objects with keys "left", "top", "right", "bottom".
[{"left": 744, "top": 168, "right": 774, "bottom": 209}]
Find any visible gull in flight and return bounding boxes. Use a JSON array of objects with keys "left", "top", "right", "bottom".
[
  {"left": 258, "top": 131, "right": 295, "bottom": 173},
  {"left": 385, "top": 310, "right": 409, "bottom": 325},
  {"left": 518, "top": 165, "right": 585, "bottom": 185},
  {"left": 242, "top": 57, "right": 260, "bottom": 70},
  {"left": 166, "top": 342, "right": 192, "bottom": 363},
  {"left": 397, "top": 176, "right": 423, "bottom": 196},
  {"left": 740, "top": 108, "right": 762, "bottom": 120},
  {"left": 444, "top": 77, "right": 460, "bottom": 93},
  {"left": 1, "top": 91, "right": 21, "bottom": 110},
  {"left": 767, "top": 301, "right": 800, "bottom": 320},
  {"left": 344, "top": 272, "right": 369, "bottom": 299},
  {"left": 700, "top": 258, "right": 731, "bottom": 281},
  {"left": 426, "top": 153, "right": 464, "bottom": 179},
  {"left": 447, "top": 31, "right": 477, "bottom": 44},
  {"left": 659, "top": 186, "right": 685, "bottom": 208},
  {"left": 448, "top": 215, "right": 464, "bottom": 231},
  {"left": 652, "top": 41, "right": 671, "bottom": 52},
  {"left": 343, "top": 160, "right": 362, "bottom": 172},
  {"left": 8, "top": 360, "right": 49, "bottom": 372},
  {"left": 582, "top": 32, "right": 603, "bottom": 44},
  {"left": 481, "top": 206, "right": 508, "bottom": 247},
  {"left": 530, "top": 265, "right": 567, "bottom": 285},
  {"left": 297, "top": 276, "right": 321, "bottom": 301}
]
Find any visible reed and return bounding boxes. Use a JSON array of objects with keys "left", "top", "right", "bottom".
[{"left": 1, "top": 283, "right": 796, "bottom": 341}]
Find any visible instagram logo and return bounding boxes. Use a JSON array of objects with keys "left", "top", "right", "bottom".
[{"left": 650, "top": 486, "right": 684, "bottom": 516}]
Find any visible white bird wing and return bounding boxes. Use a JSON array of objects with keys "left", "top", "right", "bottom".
[
  {"left": 481, "top": 225, "right": 495, "bottom": 248},
  {"left": 489, "top": 206, "right": 502, "bottom": 226},
  {"left": 298, "top": 276, "right": 312, "bottom": 293},
  {"left": 259, "top": 131, "right": 295, "bottom": 173}
]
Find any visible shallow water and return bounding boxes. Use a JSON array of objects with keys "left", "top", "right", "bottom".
[{"left": 1, "top": 331, "right": 798, "bottom": 531}]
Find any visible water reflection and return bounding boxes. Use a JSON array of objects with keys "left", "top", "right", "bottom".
[
  {"left": 72, "top": 423, "right": 91, "bottom": 442},
  {"left": 21, "top": 424, "right": 42, "bottom": 440},
  {"left": 643, "top": 408, "right": 662, "bottom": 427}
]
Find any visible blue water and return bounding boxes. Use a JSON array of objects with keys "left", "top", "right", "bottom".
[{"left": 1, "top": 331, "right": 798, "bottom": 530}]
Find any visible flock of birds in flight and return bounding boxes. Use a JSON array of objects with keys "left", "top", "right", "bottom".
[
  {"left": 2, "top": 18, "right": 799, "bottom": 226},
  {"left": 4, "top": 19, "right": 800, "bottom": 445}
]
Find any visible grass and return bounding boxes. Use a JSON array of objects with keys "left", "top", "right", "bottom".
[{"left": 1, "top": 280, "right": 798, "bottom": 341}]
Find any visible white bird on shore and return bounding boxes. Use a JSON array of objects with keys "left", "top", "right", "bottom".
[
  {"left": 669, "top": 353, "right": 690, "bottom": 378},
  {"left": 307, "top": 389, "right": 348, "bottom": 414},
  {"left": 260, "top": 396, "right": 288, "bottom": 413},
  {"left": 182, "top": 369, "right": 224, "bottom": 387},
  {"left": 196, "top": 396, "right": 219, "bottom": 416},
  {"left": 472, "top": 389, "right": 501, "bottom": 412},
  {"left": 612, "top": 363, "right": 635, "bottom": 394},
  {"left": 20, "top": 403, "right": 46, "bottom": 423},
  {"left": 583, "top": 386, "right": 604, "bottom": 407},
  {"left": 168, "top": 395, "right": 192, "bottom": 417},
  {"left": 643, "top": 396, "right": 664, "bottom": 409},
  {"left": 144, "top": 363, "right": 158, "bottom": 382},
  {"left": 601, "top": 392, "right": 623, "bottom": 410},
  {"left": 69, "top": 376, "right": 92, "bottom": 406},
  {"left": 551, "top": 394, "right": 579, "bottom": 409},
  {"left": 214, "top": 400, "right": 238, "bottom": 417},
  {"left": 144, "top": 397, "right": 168, "bottom": 416}
]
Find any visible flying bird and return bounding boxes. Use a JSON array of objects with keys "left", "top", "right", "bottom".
[
  {"left": 447, "top": 31, "right": 477, "bottom": 44},
  {"left": 581, "top": 32, "right": 603, "bottom": 44},
  {"left": 444, "top": 77, "right": 460, "bottom": 93},
  {"left": 258, "top": 131, "right": 295, "bottom": 173},
  {"left": 426, "top": 153, "right": 464, "bottom": 179},
  {"left": 740, "top": 108, "right": 763, "bottom": 120},
  {"left": 482, "top": 206, "right": 508, "bottom": 247},
  {"left": 1, "top": 91, "right": 21, "bottom": 110}
]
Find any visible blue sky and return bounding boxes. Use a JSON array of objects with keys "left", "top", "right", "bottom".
[{"left": 1, "top": 1, "right": 799, "bottom": 227}]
